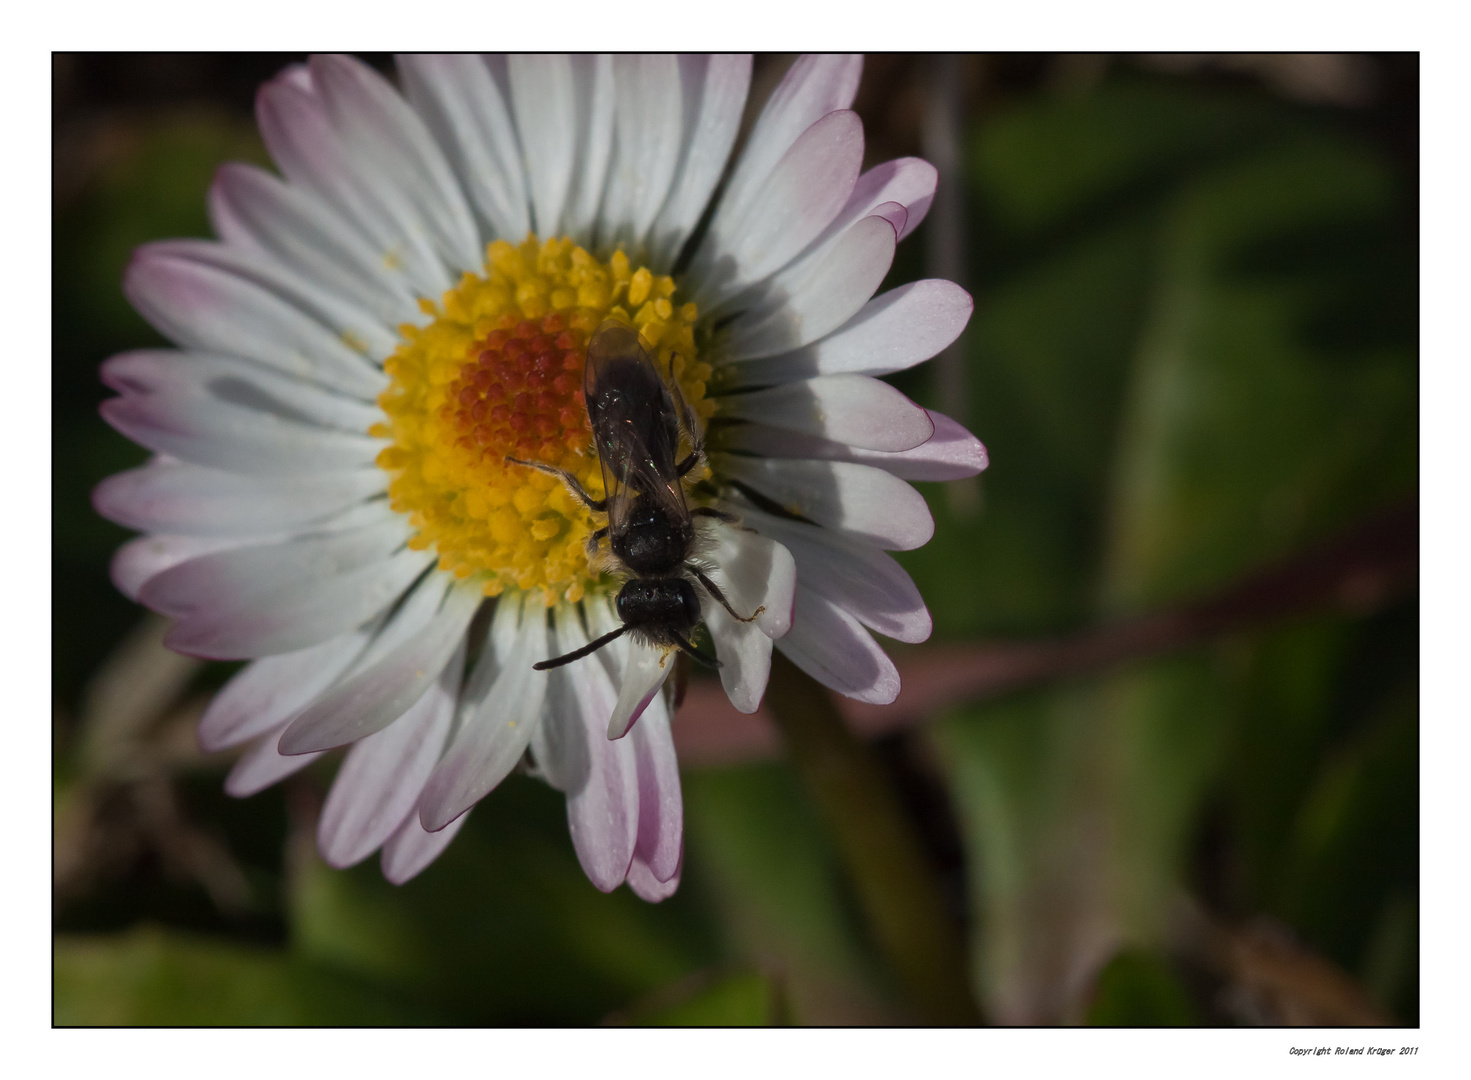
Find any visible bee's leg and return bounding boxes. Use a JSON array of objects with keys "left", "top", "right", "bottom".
[
  {"left": 504, "top": 456, "right": 606, "bottom": 512},
  {"left": 669, "top": 631, "right": 721, "bottom": 669},
  {"left": 691, "top": 506, "right": 739, "bottom": 524},
  {"left": 691, "top": 567, "right": 764, "bottom": 624},
  {"left": 584, "top": 525, "right": 609, "bottom": 555},
  {"left": 666, "top": 353, "right": 707, "bottom": 477}
]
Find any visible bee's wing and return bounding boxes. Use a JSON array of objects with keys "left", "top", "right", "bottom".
[{"left": 585, "top": 322, "right": 690, "bottom": 530}]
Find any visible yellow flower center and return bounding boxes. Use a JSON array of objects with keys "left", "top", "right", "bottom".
[{"left": 372, "top": 235, "right": 713, "bottom": 605}]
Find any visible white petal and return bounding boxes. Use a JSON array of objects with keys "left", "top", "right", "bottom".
[
  {"left": 626, "top": 849, "right": 682, "bottom": 902},
  {"left": 277, "top": 580, "right": 481, "bottom": 754},
  {"left": 705, "top": 604, "right": 774, "bottom": 714},
  {"left": 694, "top": 518, "right": 796, "bottom": 639},
  {"left": 255, "top": 67, "right": 451, "bottom": 297},
  {"left": 731, "top": 505, "right": 932, "bottom": 644},
  {"left": 316, "top": 641, "right": 463, "bottom": 868},
  {"left": 110, "top": 533, "right": 257, "bottom": 603},
  {"left": 99, "top": 351, "right": 385, "bottom": 476},
  {"left": 208, "top": 162, "right": 423, "bottom": 329},
  {"left": 722, "top": 214, "right": 896, "bottom": 359},
  {"left": 540, "top": 607, "right": 639, "bottom": 892},
  {"left": 711, "top": 454, "right": 934, "bottom": 551},
  {"left": 562, "top": 55, "right": 616, "bottom": 244},
  {"left": 715, "top": 409, "right": 989, "bottom": 482},
  {"left": 630, "top": 691, "right": 681, "bottom": 882},
  {"left": 707, "top": 55, "right": 862, "bottom": 234},
  {"left": 198, "top": 625, "right": 376, "bottom": 752},
  {"left": 396, "top": 53, "right": 532, "bottom": 243},
  {"left": 224, "top": 725, "right": 325, "bottom": 798},
  {"left": 720, "top": 279, "right": 973, "bottom": 383},
  {"left": 694, "top": 110, "right": 865, "bottom": 309},
  {"left": 607, "top": 640, "right": 674, "bottom": 740},
  {"left": 418, "top": 592, "right": 549, "bottom": 831},
  {"left": 508, "top": 55, "right": 577, "bottom": 237},
  {"left": 801, "top": 156, "right": 936, "bottom": 256},
  {"left": 601, "top": 55, "right": 683, "bottom": 252},
  {"left": 123, "top": 249, "right": 388, "bottom": 399},
  {"left": 381, "top": 805, "right": 470, "bottom": 885},
  {"left": 309, "top": 54, "right": 482, "bottom": 274},
  {"left": 140, "top": 238, "right": 401, "bottom": 363},
  {"left": 776, "top": 586, "right": 901, "bottom": 704},
  {"left": 139, "top": 508, "right": 407, "bottom": 617},
  {"left": 715, "top": 374, "right": 933, "bottom": 453},
  {"left": 94, "top": 458, "right": 386, "bottom": 538},
  {"left": 647, "top": 55, "right": 752, "bottom": 271}
]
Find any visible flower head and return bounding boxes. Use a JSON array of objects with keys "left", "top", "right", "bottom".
[{"left": 95, "top": 54, "right": 987, "bottom": 899}]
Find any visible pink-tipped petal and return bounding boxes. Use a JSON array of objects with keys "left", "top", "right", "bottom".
[
  {"left": 381, "top": 806, "right": 470, "bottom": 885},
  {"left": 224, "top": 726, "right": 325, "bottom": 798},
  {"left": 710, "top": 455, "right": 934, "bottom": 551},
  {"left": 277, "top": 582, "right": 481, "bottom": 755},
  {"left": 776, "top": 587, "right": 902, "bottom": 705},
  {"left": 732, "top": 505, "right": 933, "bottom": 645},
  {"left": 122, "top": 249, "right": 385, "bottom": 399},
  {"left": 94, "top": 458, "right": 385, "bottom": 538},
  {"left": 714, "top": 409, "right": 988, "bottom": 483},
  {"left": 110, "top": 533, "right": 255, "bottom": 603},
  {"left": 138, "top": 238, "right": 400, "bottom": 362},
  {"left": 99, "top": 350, "right": 385, "bottom": 475},
  {"left": 724, "top": 214, "right": 897, "bottom": 359},
  {"left": 208, "top": 162, "right": 420, "bottom": 326},
  {"left": 607, "top": 641, "right": 674, "bottom": 740},
  {"left": 708, "top": 55, "right": 862, "bottom": 232},
  {"left": 717, "top": 374, "right": 933, "bottom": 454},
  {"left": 255, "top": 67, "right": 450, "bottom": 298},
  {"left": 695, "top": 110, "right": 865, "bottom": 308},
  {"left": 630, "top": 692, "right": 682, "bottom": 882},
  {"left": 198, "top": 626, "right": 375, "bottom": 752},
  {"left": 308, "top": 54, "right": 481, "bottom": 274},
  {"left": 541, "top": 606, "right": 640, "bottom": 892},
  {"left": 418, "top": 592, "right": 549, "bottom": 832},
  {"left": 625, "top": 848, "right": 682, "bottom": 902},
  {"left": 724, "top": 279, "right": 974, "bottom": 383},
  {"left": 316, "top": 642, "right": 463, "bottom": 868}
]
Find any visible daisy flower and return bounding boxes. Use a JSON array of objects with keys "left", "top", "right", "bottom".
[{"left": 94, "top": 54, "right": 987, "bottom": 900}]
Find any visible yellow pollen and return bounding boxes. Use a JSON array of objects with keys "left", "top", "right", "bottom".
[{"left": 375, "top": 235, "right": 714, "bottom": 605}]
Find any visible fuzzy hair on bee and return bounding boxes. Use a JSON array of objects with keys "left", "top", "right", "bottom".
[{"left": 507, "top": 318, "right": 762, "bottom": 671}]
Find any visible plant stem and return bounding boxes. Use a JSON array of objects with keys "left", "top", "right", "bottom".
[{"left": 763, "top": 652, "right": 981, "bottom": 1024}]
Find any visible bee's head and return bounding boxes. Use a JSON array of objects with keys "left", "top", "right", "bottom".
[{"left": 615, "top": 578, "right": 702, "bottom": 639}]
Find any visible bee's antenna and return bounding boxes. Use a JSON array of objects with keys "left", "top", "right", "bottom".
[
  {"left": 670, "top": 632, "right": 721, "bottom": 669},
  {"left": 533, "top": 625, "right": 628, "bottom": 671}
]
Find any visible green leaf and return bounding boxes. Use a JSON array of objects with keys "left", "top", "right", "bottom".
[
  {"left": 612, "top": 969, "right": 782, "bottom": 1026},
  {"left": 682, "top": 763, "right": 897, "bottom": 1023},
  {"left": 54, "top": 926, "right": 433, "bottom": 1025},
  {"left": 923, "top": 76, "right": 1415, "bottom": 1025}
]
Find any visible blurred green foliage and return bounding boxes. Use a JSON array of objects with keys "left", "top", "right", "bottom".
[{"left": 54, "top": 59, "right": 1415, "bottom": 1026}]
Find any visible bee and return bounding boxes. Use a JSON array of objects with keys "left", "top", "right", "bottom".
[{"left": 508, "top": 319, "right": 760, "bottom": 671}]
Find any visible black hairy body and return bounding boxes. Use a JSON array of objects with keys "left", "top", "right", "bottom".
[{"left": 508, "top": 319, "right": 760, "bottom": 671}]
